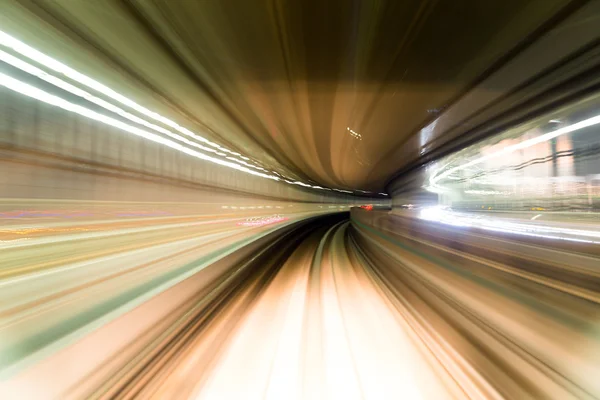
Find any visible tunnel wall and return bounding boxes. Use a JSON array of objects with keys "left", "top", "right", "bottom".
[{"left": 0, "top": 87, "right": 352, "bottom": 204}]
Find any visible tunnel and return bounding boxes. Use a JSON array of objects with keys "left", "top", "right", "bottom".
[{"left": 1, "top": 1, "right": 600, "bottom": 399}]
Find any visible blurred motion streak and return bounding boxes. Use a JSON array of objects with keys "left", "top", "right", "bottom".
[{"left": 2, "top": 0, "right": 600, "bottom": 399}]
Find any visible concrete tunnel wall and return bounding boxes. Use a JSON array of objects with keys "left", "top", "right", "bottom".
[{"left": 0, "top": 87, "right": 356, "bottom": 205}]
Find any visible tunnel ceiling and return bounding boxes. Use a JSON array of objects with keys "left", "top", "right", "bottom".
[{"left": 2, "top": 0, "right": 577, "bottom": 192}]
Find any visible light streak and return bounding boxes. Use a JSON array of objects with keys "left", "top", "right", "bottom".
[
  {"left": 0, "top": 29, "right": 369, "bottom": 194},
  {"left": 464, "top": 190, "right": 513, "bottom": 196},
  {"left": 0, "top": 30, "right": 230, "bottom": 152},
  {"left": 0, "top": 72, "right": 279, "bottom": 180},
  {"left": 6, "top": 46, "right": 277, "bottom": 174},
  {"left": 428, "top": 113, "right": 600, "bottom": 191},
  {"left": 346, "top": 127, "right": 362, "bottom": 140},
  {"left": 419, "top": 206, "right": 600, "bottom": 244},
  {"left": 0, "top": 50, "right": 261, "bottom": 162}
]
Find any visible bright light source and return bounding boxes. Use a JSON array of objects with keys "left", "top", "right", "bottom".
[
  {"left": 0, "top": 30, "right": 236, "bottom": 151},
  {"left": 429, "top": 113, "right": 600, "bottom": 189},
  {"left": 419, "top": 206, "right": 445, "bottom": 221},
  {"left": 464, "top": 190, "right": 512, "bottom": 196},
  {"left": 418, "top": 207, "right": 600, "bottom": 243},
  {"left": 0, "top": 29, "right": 391, "bottom": 196},
  {"left": 0, "top": 72, "right": 279, "bottom": 180}
]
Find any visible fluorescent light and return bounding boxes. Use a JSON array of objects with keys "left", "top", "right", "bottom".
[
  {"left": 0, "top": 72, "right": 279, "bottom": 180},
  {"left": 0, "top": 30, "right": 285, "bottom": 176},
  {"left": 0, "top": 29, "right": 374, "bottom": 196},
  {"left": 0, "top": 30, "right": 223, "bottom": 149},
  {"left": 0, "top": 50, "right": 231, "bottom": 154},
  {"left": 0, "top": 49, "right": 285, "bottom": 177}
]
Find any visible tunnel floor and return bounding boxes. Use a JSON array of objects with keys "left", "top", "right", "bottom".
[{"left": 2, "top": 209, "right": 599, "bottom": 399}]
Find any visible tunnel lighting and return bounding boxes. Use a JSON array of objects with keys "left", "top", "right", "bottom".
[
  {"left": 429, "top": 113, "right": 600, "bottom": 189},
  {"left": 0, "top": 29, "right": 390, "bottom": 197},
  {"left": 0, "top": 31, "right": 226, "bottom": 149},
  {"left": 0, "top": 49, "right": 280, "bottom": 177},
  {"left": 333, "top": 189, "right": 353, "bottom": 194},
  {"left": 0, "top": 50, "right": 232, "bottom": 155},
  {"left": 419, "top": 206, "right": 600, "bottom": 244},
  {"left": 425, "top": 185, "right": 447, "bottom": 194},
  {"left": 0, "top": 29, "right": 280, "bottom": 176},
  {"left": 464, "top": 190, "right": 512, "bottom": 196},
  {"left": 346, "top": 126, "right": 362, "bottom": 140},
  {"left": 0, "top": 72, "right": 279, "bottom": 180},
  {"left": 419, "top": 206, "right": 447, "bottom": 221},
  {"left": 225, "top": 156, "right": 267, "bottom": 171}
]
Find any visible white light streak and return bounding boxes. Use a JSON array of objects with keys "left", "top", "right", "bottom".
[
  {"left": 0, "top": 31, "right": 284, "bottom": 178},
  {"left": 419, "top": 207, "right": 600, "bottom": 244},
  {"left": 346, "top": 126, "right": 362, "bottom": 140},
  {"left": 0, "top": 30, "right": 229, "bottom": 150},
  {"left": 0, "top": 49, "right": 231, "bottom": 156},
  {"left": 0, "top": 72, "right": 278, "bottom": 180},
  {"left": 429, "top": 113, "right": 600, "bottom": 189},
  {"left": 464, "top": 190, "right": 512, "bottom": 196},
  {"left": 0, "top": 29, "right": 387, "bottom": 196}
]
